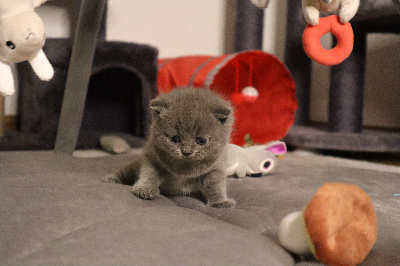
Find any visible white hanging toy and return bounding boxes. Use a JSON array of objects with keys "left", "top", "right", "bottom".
[{"left": 0, "top": 0, "right": 54, "bottom": 96}]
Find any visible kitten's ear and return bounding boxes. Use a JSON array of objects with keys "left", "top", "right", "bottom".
[
  {"left": 213, "top": 106, "right": 232, "bottom": 124},
  {"left": 150, "top": 98, "right": 168, "bottom": 115}
]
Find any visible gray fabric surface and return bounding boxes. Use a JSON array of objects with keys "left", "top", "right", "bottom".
[
  {"left": 173, "top": 152, "right": 400, "bottom": 265},
  {"left": 0, "top": 151, "right": 292, "bottom": 265},
  {"left": 1, "top": 150, "right": 399, "bottom": 265}
]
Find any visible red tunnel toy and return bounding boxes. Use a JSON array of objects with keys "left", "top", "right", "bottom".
[
  {"left": 302, "top": 15, "right": 354, "bottom": 66},
  {"left": 158, "top": 50, "right": 297, "bottom": 146}
]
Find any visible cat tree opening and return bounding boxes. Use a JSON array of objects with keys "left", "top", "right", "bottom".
[
  {"left": 78, "top": 66, "right": 146, "bottom": 149},
  {"left": 83, "top": 67, "right": 143, "bottom": 135},
  {"left": 0, "top": 39, "right": 157, "bottom": 151}
]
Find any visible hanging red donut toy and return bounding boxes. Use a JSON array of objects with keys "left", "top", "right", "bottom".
[{"left": 302, "top": 15, "right": 354, "bottom": 66}]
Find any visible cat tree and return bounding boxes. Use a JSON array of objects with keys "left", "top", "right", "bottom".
[
  {"left": 0, "top": 0, "right": 158, "bottom": 151},
  {"left": 0, "top": 96, "right": 4, "bottom": 137},
  {"left": 283, "top": 0, "right": 400, "bottom": 152},
  {"left": 236, "top": 0, "right": 400, "bottom": 152}
]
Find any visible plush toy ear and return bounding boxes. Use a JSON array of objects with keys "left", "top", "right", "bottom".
[
  {"left": 213, "top": 106, "right": 232, "bottom": 124},
  {"left": 0, "top": 61, "right": 15, "bottom": 96},
  {"left": 149, "top": 98, "right": 168, "bottom": 115},
  {"left": 33, "top": 0, "right": 49, "bottom": 8},
  {"left": 29, "top": 49, "right": 54, "bottom": 81},
  {"left": 265, "top": 141, "right": 287, "bottom": 155}
]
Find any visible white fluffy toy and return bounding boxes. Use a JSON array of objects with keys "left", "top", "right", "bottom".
[
  {"left": 302, "top": 0, "right": 360, "bottom": 26},
  {"left": 225, "top": 141, "right": 287, "bottom": 178},
  {"left": 0, "top": 0, "right": 54, "bottom": 96}
]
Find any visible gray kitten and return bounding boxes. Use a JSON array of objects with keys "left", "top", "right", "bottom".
[{"left": 103, "top": 87, "right": 236, "bottom": 208}]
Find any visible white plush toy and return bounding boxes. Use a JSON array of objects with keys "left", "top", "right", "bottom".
[
  {"left": 0, "top": 0, "right": 54, "bottom": 96},
  {"left": 302, "top": 0, "right": 360, "bottom": 26},
  {"left": 225, "top": 141, "right": 287, "bottom": 178}
]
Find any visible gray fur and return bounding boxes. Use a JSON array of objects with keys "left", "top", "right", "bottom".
[{"left": 103, "top": 87, "right": 236, "bottom": 208}]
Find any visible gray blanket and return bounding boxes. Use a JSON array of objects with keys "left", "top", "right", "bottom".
[{"left": 1, "top": 150, "right": 399, "bottom": 265}]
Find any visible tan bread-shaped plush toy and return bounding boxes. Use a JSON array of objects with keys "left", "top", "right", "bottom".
[
  {"left": 302, "top": 0, "right": 360, "bottom": 26},
  {"left": 279, "top": 183, "right": 378, "bottom": 266},
  {"left": 0, "top": 0, "right": 54, "bottom": 96}
]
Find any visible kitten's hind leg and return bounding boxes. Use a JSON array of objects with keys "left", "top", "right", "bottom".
[
  {"left": 201, "top": 170, "right": 236, "bottom": 208},
  {"left": 104, "top": 157, "right": 141, "bottom": 185}
]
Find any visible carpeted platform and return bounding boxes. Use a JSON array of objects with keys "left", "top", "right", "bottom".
[
  {"left": 284, "top": 125, "right": 400, "bottom": 152},
  {"left": 1, "top": 149, "right": 399, "bottom": 265}
]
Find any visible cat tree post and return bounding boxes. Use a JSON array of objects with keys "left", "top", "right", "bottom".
[
  {"left": 54, "top": 0, "right": 106, "bottom": 154},
  {"left": 0, "top": 96, "right": 4, "bottom": 137},
  {"left": 234, "top": 0, "right": 264, "bottom": 51},
  {"left": 284, "top": 0, "right": 312, "bottom": 126},
  {"left": 328, "top": 24, "right": 367, "bottom": 133}
]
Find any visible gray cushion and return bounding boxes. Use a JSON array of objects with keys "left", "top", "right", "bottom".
[
  {"left": 0, "top": 151, "right": 292, "bottom": 265},
  {"left": 173, "top": 152, "right": 400, "bottom": 265},
  {"left": 1, "top": 150, "right": 399, "bottom": 265}
]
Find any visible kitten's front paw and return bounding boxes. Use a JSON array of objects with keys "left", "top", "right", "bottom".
[
  {"left": 132, "top": 185, "right": 160, "bottom": 200},
  {"left": 209, "top": 198, "right": 236, "bottom": 208},
  {"left": 102, "top": 173, "right": 122, "bottom": 184}
]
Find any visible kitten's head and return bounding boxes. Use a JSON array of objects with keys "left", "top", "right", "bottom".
[{"left": 149, "top": 87, "right": 233, "bottom": 163}]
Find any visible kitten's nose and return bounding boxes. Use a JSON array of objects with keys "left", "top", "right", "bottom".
[{"left": 181, "top": 145, "right": 193, "bottom": 156}]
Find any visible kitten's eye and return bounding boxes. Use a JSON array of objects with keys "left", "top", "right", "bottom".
[
  {"left": 170, "top": 135, "right": 181, "bottom": 144},
  {"left": 195, "top": 137, "right": 207, "bottom": 145}
]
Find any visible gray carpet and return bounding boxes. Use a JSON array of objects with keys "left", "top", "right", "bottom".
[{"left": 0, "top": 149, "right": 399, "bottom": 265}]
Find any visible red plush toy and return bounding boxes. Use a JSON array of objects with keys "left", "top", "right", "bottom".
[
  {"left": 157, "top": 51, "right": 297, "bottom": 146},
  {"left": 302, "top": 15, "right": 354, "bottom": 66}
]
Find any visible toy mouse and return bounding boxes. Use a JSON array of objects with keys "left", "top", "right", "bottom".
[
  {"left": 302, "top": 0, "right": 360, "bottom": 26},
  {"left": 0, "top": 0, "right": 54, "bottom": 96},
  {"left": 225, "top": 141, "right": 287, "bottom": 178}
]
